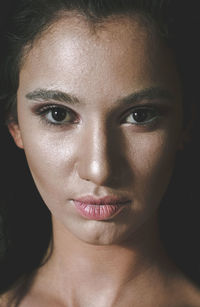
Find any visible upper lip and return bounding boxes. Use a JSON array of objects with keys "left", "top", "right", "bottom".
[{"left": 74, "top": 195, "right": 131, "bottom": 206}]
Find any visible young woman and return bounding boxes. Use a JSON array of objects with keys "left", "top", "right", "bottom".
[{"left": 0, "top": 0, "right": 200, "bottom": 306}]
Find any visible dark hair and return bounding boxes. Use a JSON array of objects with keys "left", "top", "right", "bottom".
[{"left": 0, "top": 0, "right": 200, "bottom": 306}]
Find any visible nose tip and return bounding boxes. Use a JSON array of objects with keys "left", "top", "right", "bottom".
[
  {"left": 76, "top": 124, "right": 121, "bottom": 186},
  {"left": 77, "top": 147, "right": 114, "bottom": 186}
]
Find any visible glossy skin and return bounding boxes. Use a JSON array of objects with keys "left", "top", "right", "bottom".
[
  {"left": 11, "top": 16, "right": 183, "bottom": 246},
  {"left": 8, "top": 15, "right": 200, "bottom": 307}
]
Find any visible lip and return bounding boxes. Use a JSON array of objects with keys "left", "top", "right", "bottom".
[{"left": 73, "top": 195, "right": 131, "bottom": 221}]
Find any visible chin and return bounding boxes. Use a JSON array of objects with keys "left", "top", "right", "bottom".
[{"left": 65, "top": 218, "right": 141, "bottom": 246}]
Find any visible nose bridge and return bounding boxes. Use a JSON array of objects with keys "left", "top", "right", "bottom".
[{"left": 77, "top": 118, "right": 115, "bottom": 185}]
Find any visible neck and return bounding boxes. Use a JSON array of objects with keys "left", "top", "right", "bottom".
[
  {"left": 34, "top": 214, "right": 174, "bottom": 305},
  {"left": 51, "top": 214, "right": 164, "bottom": 275}
]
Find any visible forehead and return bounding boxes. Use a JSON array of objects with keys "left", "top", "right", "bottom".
[
  {"left": 22, "top": 15, "right": 153, "bottom": 71},
  {"left": 19, "top": 14, "right": 181, "bottom": 103},
  {"left": 27, "top": 14, "right": 152, "bottom": 50}
]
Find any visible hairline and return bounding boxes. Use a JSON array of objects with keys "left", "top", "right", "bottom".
[
  {"left": 9, "top": 9, "right": 168, "bottom": 125},
  {"left": 19, "top": 9, "right": 159, "bottom": 70}
]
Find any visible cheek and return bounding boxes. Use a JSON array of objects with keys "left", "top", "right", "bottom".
[
  {"left": 125, "top": 129, "right": 179, "bottom": 205},
  {"left": 19, "top": 122, "right": 78, "bottom": 202}
]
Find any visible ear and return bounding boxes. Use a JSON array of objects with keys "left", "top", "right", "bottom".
[{"left": 8, "top": 122, "right": 24, "bottom": 149}]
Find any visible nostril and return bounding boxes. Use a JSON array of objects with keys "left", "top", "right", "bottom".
[{"left": 76, "top": 128, "right": 124, "bottom": 186}]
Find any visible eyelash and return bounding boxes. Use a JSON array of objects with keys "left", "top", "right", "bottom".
[
  {"left": 33, "top": 104, "right": 79, "bottom": 126},
  {"left": 32, "top": 103, "right": 161, "bottom": 127},
  {"left": 121, "top": 106, "right": 160, "bottom": 126}
]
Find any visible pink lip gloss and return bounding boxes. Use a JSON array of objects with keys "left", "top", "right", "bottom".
[{"left": 73, "top": 196, "right": 130, "bottom": 220}]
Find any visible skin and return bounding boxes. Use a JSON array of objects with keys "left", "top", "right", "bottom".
[{"left": 7, "top": 14, "right": 200, "bottom": 307}]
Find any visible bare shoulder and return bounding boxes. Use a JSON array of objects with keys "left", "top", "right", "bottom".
[
  {"left": 0, "top": 294, "right": 7, "bottom": 307},
  {"left": 0, "top": 291, "right": 14, "bottom": 307},
  {"left": 171, "top": 273, "right": 200, "bottom": 307},
  {"left": 183, "top": 282, "right": 200, "bottom": 306}
]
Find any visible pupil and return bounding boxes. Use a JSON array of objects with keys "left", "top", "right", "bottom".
[
  {"left": 133, "top": 110, "right": 147, "bottom": 122},
  {"left": 52, "top": 108, "right": 67, "bottom": 121}
]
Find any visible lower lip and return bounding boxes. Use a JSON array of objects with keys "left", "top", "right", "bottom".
[{"left": 73, "top": 201, "right": 129, "bottom": 220}]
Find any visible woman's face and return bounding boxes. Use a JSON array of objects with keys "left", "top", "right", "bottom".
[{"left": 10, "top": 15, "right": 184, "bottom": 245}]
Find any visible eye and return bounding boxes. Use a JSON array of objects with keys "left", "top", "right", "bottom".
[
  {"left": 33, "top": 104, "right": 79, "bottom": 126},
  {"left": 124, "top": 107, "right": 159, "bottom": 125},
  {"left": 46, "top": 107, "right": 72, "bottom": 124}
]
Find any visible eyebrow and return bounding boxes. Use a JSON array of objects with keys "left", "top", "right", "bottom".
[
  {"left": 25, "top": 86, "right": 174, "bottom": 105},
  {"left": 26, "top": 89, "right": 79, "bottom": 104},
  {"left": 117, "top": 87, "right": 174, "bottom": 105}
]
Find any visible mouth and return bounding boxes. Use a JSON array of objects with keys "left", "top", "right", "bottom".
[{"left": 73, "top": 195, "right": 131, "bottom": 221}]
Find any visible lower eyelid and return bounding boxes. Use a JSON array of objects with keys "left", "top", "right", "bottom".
[
  {"left": 32, "top": 104, "right": 166, "bottom": 128},
  {"left": 32, "top": 104, "right": 79, "bottom": 122},
  {"left": 122, "top": 109, "right": 159, "bottom": 124},
  {"left": 31, "top": 104, "right": 76, "bottom": 127},
  {"left": 45, "top": 110, "right": 74, "bottom": 123}
]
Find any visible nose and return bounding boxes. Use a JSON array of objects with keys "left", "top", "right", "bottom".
[{"left": 77, "top": 121, "right": 121, "bottom": 186}]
